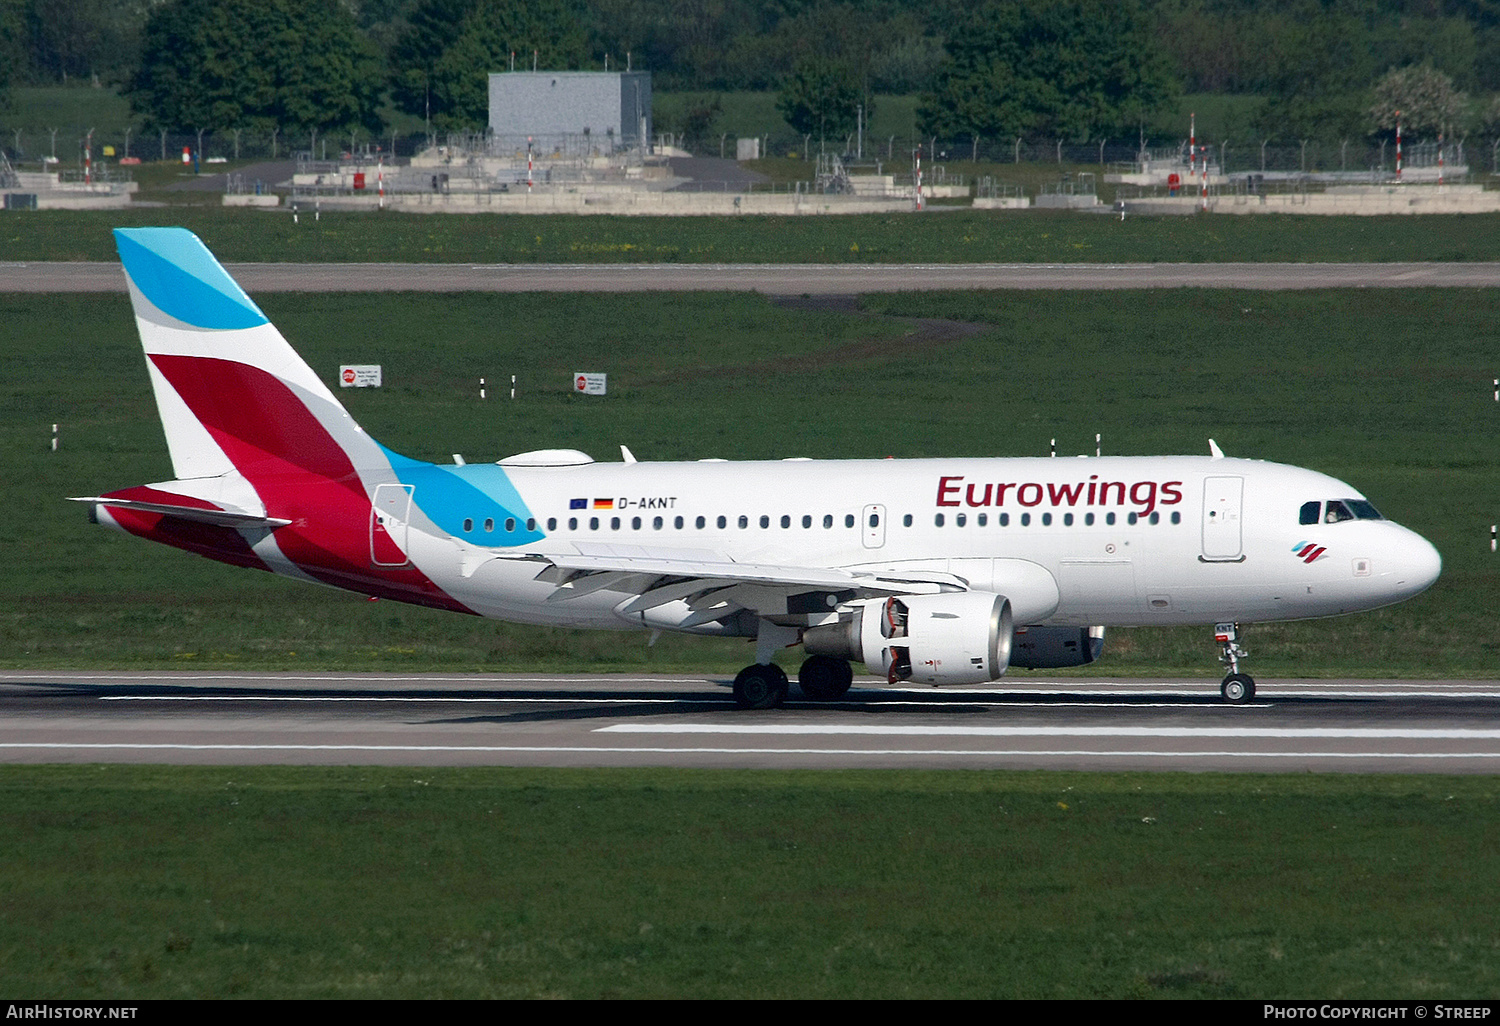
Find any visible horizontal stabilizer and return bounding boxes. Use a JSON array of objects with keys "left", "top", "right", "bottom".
[{"left": 72, "top": 495, "right": 290, "bottom": 530}]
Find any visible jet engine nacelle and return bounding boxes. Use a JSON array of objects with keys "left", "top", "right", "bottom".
[
  {"left": 805, "top": 592, "right": 1013, "bottom": 685},
  {"left": 1011, "top": 625, "right": 1106, "bottom": 669}
]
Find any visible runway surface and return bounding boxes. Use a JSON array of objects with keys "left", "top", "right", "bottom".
[
  {"left": 6, "top": 261, "right": 1500, "bottom": 294},
  {"left": 3, "top": 671, "right": 1499, "bottom": 773}
]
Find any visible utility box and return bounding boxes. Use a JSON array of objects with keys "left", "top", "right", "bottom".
[
  {"left": 736, "top": 138, "right": 760, "bottom": 161},
  {"left": 489, "top": 71, "right": 652, "bottom": 152}
]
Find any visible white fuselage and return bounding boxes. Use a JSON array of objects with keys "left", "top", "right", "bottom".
[{"left": 409, "top": 454, "right": 1440, "bottom": 633}]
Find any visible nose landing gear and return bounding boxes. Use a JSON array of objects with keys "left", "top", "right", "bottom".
[{"left": 1215, "top": 622, "right": 1255, "bottom": 703}]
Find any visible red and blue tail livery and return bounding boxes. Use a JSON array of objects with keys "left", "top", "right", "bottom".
[{"left": 78, "top": 227, "right": 1442, "bottom": 707}]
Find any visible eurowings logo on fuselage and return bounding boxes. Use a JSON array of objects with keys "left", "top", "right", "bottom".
[{"left": 1292, "top": 541, "right": 1328, "bottom": 563}]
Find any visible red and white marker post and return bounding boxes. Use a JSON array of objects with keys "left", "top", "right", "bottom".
[{"left": 915, "top": 144, "right": 923, "bottom": 211}]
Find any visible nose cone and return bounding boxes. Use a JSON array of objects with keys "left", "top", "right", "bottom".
[{"left": 1387, "top": 529, "right": 1442, "bottom": 602}]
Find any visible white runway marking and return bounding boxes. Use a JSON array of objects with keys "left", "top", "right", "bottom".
[{"left": 598, "top": 724, "right": 1500, "bottom": 740}]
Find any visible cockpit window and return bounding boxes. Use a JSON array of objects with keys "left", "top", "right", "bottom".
[
  {"left": 1324, "top": 500, "right": 1355, "bottom": 523},
  {"left": 1322, "top": 499, "right": 1384, "bottom": 524},
  {"left": 1299, "top": 501, "right": 1321, "bottom": 526}
]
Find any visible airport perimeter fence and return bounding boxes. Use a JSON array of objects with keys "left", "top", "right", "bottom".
[
  {"left": 775, "top": 137, "right": 1495, "bottom": 175},
  {"left": 0, "top": 128, "right": 436, "bottom": 170}
]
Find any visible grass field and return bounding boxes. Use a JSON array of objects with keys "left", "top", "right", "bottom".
[
  {"left": 8, "top": 206, "right": 1500, "bottom": 263},
  {"left": 2, "top": 286, "right": 1495, "bottom": 677},
  {"left": 2, "top": 766, "right": 1498, "bottom": 999}
]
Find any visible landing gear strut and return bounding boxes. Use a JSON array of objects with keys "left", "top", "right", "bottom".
[{"left": 1215, "top": 622, "right": 1255, "bottom": 704}]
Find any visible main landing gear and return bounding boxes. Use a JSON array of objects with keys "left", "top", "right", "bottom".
[
  {"left": 732, "top": 656, "right": 855, "bottom": 709},
  {"left": 1215, "top": 622, "right": 1255, "bottom": 704}
]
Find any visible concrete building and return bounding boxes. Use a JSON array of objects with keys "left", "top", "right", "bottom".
[{"left": 488, "top": 71, "right": 652, "bottom": 152}]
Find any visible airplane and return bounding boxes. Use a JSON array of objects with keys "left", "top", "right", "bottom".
[{"left": 76, "top": 227, "right": 1443, "bottom": 708}]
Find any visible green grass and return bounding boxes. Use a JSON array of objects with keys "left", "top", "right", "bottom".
[
  {"left": 1, "top": 766, "right": 1497, "bottom": 998},
  {"left": 8, "top": 206, "right": 1500, "bottom": 263},
  {"left": 1, "top": 287, "right": 1495, "bottom": 676}
]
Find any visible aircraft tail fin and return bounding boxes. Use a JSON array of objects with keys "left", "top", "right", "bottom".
[{"left": 113, "top": 227, "right": 377, "bottom": 484}]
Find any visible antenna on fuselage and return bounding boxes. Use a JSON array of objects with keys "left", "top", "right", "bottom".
[{"left": 1208, "top": 439, "right": 1226, "bottom": 459}]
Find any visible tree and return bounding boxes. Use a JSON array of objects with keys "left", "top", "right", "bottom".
[
  {"left": 776, "top": 58, "right": 866, "bottom": 145},
  {"left": 918, "top": 0, "right": 1178, "bottom": 144},
  {"left": 128, "top": 0, "right": 382, "bottom": 137},
  {"left": 1369, "top": 64, "right": 1469, "bottom": 139},
  {"left": 388, "top": 0, "right": 590, "bottom": 131}
]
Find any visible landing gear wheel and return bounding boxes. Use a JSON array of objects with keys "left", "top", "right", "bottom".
[
  {"left": 1221, "top": 673, "right": 1255, "bottom": 704},
  {"left": 798, "top": 655, "right": 853, "bottom": 701},
  {"left": 733, "top": 663, "right": 789, "bottom": 710}
]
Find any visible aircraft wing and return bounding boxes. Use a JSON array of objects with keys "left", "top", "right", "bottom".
[{"left": 485, "top": 542, "right": 966, "bottom": 624}]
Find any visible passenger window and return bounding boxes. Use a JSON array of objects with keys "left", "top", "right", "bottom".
[
  {"left": 1300, "top": 501, "right": 1321, "bottom": 526},
  {"left": 903, "top": 514, "right": 912, "bottom": 527},
  {"left": 845, "top": 514, "right": 855, "bottom": 528},
  {"left": 956, "top": 513, "right": 966, "bottom": 527},
  {"left": 823, "top": 515, "right": 833, "bottom": 529}
]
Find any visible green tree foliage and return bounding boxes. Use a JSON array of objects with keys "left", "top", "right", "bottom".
[
  {"left": 1248, "top": 3, "right": 1378, "bottom": 142},
  {"left": 128, "top": 0, "right": 382, "bottom": 135},
  {"left": 388, "top": 0, "right": 589, "bottom": 131},
  {"left": 919, "top": 0, "right": 1179, "bottom": 142},
  {"left": 1368, "top": 64, "right": 1469, "bottom": 138},
  {"left": 776, "top": 58, "right": 867, "bottom": 142},
  {"left": 16, "top": 0, "right": 143, "bottom": 86}
]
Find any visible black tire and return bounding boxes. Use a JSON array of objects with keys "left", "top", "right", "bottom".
[
  {"left": 798, "top": 655, "right": 853, "bottom": 701},
  {"left": 733, "top": 663, "right": 789, "bottom": 710},
  {"left": 1221, "top": 673, "right": 1255, "bottom": 704}
]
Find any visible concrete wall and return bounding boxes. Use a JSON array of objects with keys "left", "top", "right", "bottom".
[
  {"left": 489, "top": 72, "right": 651, "bottom": 149},
  {"left": 310, "top": 189, "right": 914, "bottom": 216},
  {"left": 1127, "top": 184, "right": 1500, "bottom": 216}
]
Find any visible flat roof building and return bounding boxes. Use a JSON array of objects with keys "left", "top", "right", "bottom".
[{"left": 488, "top": 71, "right": 652, "bottom": 152}]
